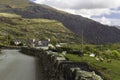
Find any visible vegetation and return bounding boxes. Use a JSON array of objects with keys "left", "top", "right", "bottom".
[
  {"left": 0, "top": 13, "right": 81, "bottom": 46},
  {"left": 0, "top": 0, "right": 32, "bottom": 8},
  {"left": 65, "top": 54, "right": 120, "bottom": 80},
  {"left": 1, "top": 0, "right": 120, "bottom": 44},
  {"left": 0, "top": 13, "right": 21, "bottom": 18},
  {"left": 60, "top": 44, "right": 120, "bottom": 80},
  {"left": 0, "top": 1, "right": 120, "bottom": 79}
]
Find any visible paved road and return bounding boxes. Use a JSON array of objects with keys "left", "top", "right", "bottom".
[{"left": 0, "top": 49, "right": 44, "bottom": 80}]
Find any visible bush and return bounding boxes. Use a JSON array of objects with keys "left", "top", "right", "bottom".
[{"left": 112, "top": 50, "right": 120, "bottom": 59}]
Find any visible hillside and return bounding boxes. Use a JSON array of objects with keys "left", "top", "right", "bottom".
[
  {"left": 0, "top": 0, "right": 32, "bottom": 8},
  {"left": 0, "top": 0, "right": 120, "bottom": 44},
  {"left": 0, "top": 13, "right": 80, "bottom": 45}
]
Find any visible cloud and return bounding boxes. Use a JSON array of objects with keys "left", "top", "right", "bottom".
[
  {"left": 92, "top": 17, "right": 120, "bottom": 26},
  {"left": 33, "top": 0, "right": 120, "bottom": 17},
  {"left": 75, "top": 8, "right": 111, "bottom": 18},
  {"left": 101, "top": 17, "right": 111, "bottom": 25},
  {"left": 33, "top": 0, "right": 120, "bottom": 9},
  {"left": 31, "top": 0, "right": 120, "bottom": 26}
]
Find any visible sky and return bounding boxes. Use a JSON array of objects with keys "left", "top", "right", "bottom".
[{"left": 31, "top": 0, "right": 120, "bottom": 26}]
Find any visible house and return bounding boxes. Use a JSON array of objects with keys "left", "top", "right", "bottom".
[
  {"left": 35, "top": 40, "right": 49, "bottom": 50},
  {"left": 29, "top": 39, "right": 50, "bottom": 50},
  {"left": 89, "top": 53, "right": 95, "bottom": 57},
  {"left": 13, "top": 39, "right": 22, "bottom": 46}
]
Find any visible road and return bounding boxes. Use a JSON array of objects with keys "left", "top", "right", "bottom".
[{"left": 0, "top": 49, "right": 44, "bottom": 80}]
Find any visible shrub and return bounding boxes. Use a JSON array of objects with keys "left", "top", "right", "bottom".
[{"left": 112, "top": 50, "right": 120, "bottom": 59}]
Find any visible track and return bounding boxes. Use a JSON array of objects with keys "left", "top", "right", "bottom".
[{"left": 0, "top": 49, "right": 44, "bottom": 80}]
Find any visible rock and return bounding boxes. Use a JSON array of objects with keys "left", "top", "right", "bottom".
[{"left": 75, "top": 70, "right": 103, "bottom": 80}]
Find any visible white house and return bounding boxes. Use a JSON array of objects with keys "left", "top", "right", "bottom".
[
  {"left": 30, "top": 39, "right": 50, "bottom": 50},
  {"left": 89, "top": 53, "right": 95, "bottom": 57},
  {"left": 13, "top": 39, "right": 22, "bottom": 46}
]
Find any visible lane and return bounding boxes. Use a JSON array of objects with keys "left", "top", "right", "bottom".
[{"left": 0, "top": 49, "right": 43, "bottom": 80}]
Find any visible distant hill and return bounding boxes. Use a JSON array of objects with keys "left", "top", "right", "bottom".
[
  {"left": 0, "top": 0, "right": 120, "bottom": 44},
  {"left": 0, "top": 14, "right": 80, "bottom": 45}
]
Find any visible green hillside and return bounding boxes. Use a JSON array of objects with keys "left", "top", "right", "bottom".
[
  {"left": 0, "top": 13, "right": 80, "bottom": 45},
  {"left": 0, "top": 0, "right": 31, "bottom": 8},
  {"left": 0, "top": 13, "right": 21, "bottom": 17},
  {"left": 1, "top": 0, "right": 120, "bottom": 44}
]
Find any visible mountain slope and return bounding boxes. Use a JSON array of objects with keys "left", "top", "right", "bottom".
[
  {"left": 0, "top": 0, "right": 120, "bottom": 44},
  {"left": 0, "top": 14, "right": 80, "bottom": 45},
  {"left": 0, "top": 0, "right": 32, "bottom": 8}
]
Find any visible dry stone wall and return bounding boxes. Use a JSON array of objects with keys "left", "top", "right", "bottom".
[{"left": 21, "top": 47, "right": 104, "bottom": 80}]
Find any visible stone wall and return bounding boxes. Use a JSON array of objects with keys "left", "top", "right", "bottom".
[{"left": 21, "top": 47, "right": 104, "bottom": 80}]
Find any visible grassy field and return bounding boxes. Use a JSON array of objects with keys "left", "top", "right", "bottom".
[
  {"left": 0, "top": 13, "right": 21, "bottom": 18},
  {"left": 0, "top": 0, "right": 31, "bottom": 8},
  {"left": 65, "top": 54, "right": 120, "bottom": 80}
]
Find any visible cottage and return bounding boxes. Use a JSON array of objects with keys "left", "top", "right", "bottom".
[
  {"left": 89, "top": 53, "right": 95, "bottom": 57},
  {"left": 29, "top": 39, "right": 50, "bottom": 50},
  {"left": 35, "top": 40, "right": 49, "bottom": 50},
  {"left": 13, "top": 39, "right": 22, "bottom": 46}
]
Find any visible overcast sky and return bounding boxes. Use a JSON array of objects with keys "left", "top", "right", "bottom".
[{"left": 31, "top": 0, "right": 120, "bottom": 26}]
